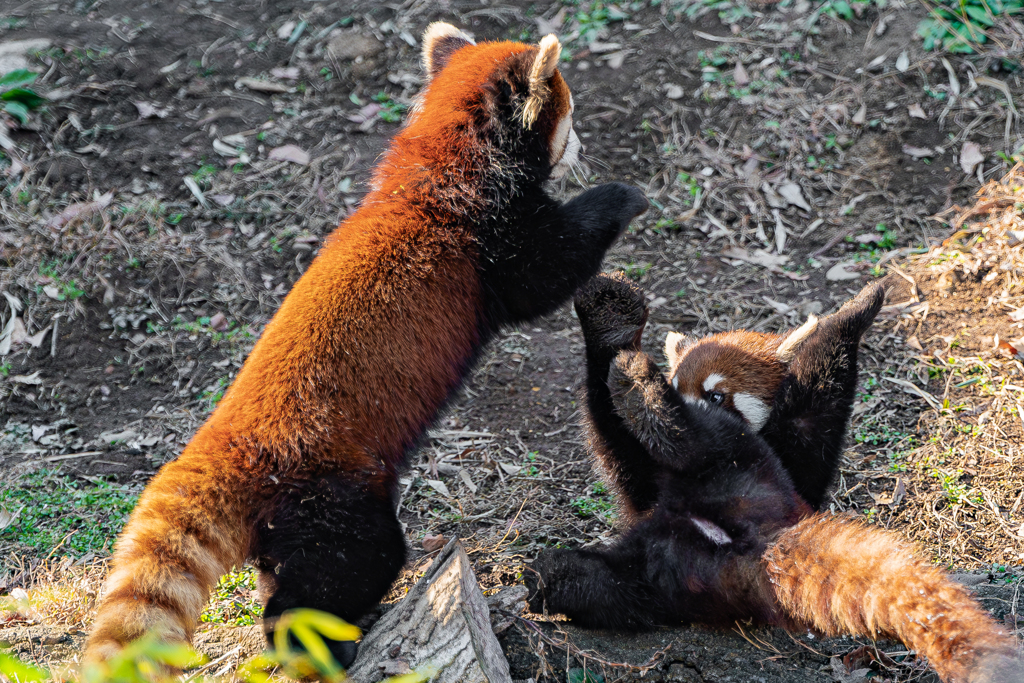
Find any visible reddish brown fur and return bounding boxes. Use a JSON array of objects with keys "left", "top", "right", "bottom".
[
  {"left": 765, "top": 514, "right": 1018, "bottom": 682},
  {"left": 670, "top": 331, "right": 786, "bottom": 411},
  {"left": 84, "top": 38, "right": 575, "bottom": 663}
]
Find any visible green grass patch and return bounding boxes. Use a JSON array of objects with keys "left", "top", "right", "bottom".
[
  {"left": 0, "top": 469, "right": 138, "bottom": 559},
  {"left": 200, "top": 567, "right": 264, "bottom": 626}
]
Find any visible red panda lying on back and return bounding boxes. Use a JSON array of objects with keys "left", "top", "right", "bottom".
[
  {"left": 84, "top": 24, "right": 647, "bottom": 667},
  {"left": 529, "top": 274, "right": 1022, "bottom": 683},
  {"left": 664, "top": 284, "right": 884, "bottom": 509}
]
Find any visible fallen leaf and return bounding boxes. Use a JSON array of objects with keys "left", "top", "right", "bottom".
[
  {"left": 209, "top": 312, "right": 229, "bottom": 332},
  {"left": 236, "top": 77, "right": 291, "bottom": 94},
  {"left": 9, "top": 371, "right": 43, "bottom": 385},
  {"left": 270, "top": 66, "right": 300, "bottom": 80},
  {"left": 777, "top": 181, "right": 811, "bottom": 211},
  {"left": 133, "top": 101, "right": 170, "bottom": 119},
  {"left": 763, "top": 297, "right": 793, "bottom": 315},
  {"left": 268, "top": 144, "right": 310, "bottom": 165},
  {"left": 721, "top": 246, "right": 789, "bottom": 269},
  {"left": 664, "top": 83, "right": 685, "bottom": 100},
  {"left": 906, "top": 335, "right": 923, "bottom": 351},
  {"left": 422, "top": 533, "right": 447, "bottom": 553},
  {"left": 212, "top": 139, "right": 240, "bottom": 156},
  {"left": 907, "top": 103, "right": 926, "bottom": 119},
  {"left": 866, "top": 54, "right": 886, "bottom": 69},
  {"left": 276, "top": 20, "right": 296, "bottom": 40},
  {"left": 852, "top": 102, "right": 867, "bottom": 125},
  {"left": 425, "top": 479, "right": 451, "bottom": 497},
  {"left": 902, "top": 144, "right": 933, "bottom": 159},
  {"left": 1009, "top": 307, "right": 1024, "bottom": 322},
  {"left": 0, "top": 505, "right": 23, "bottom": 531},
  {"left": 733, "top": 61, "right": 749, "bottom": 86},
  {"left": 895, "top": 51, "right": 909, "bottom": 72},
  {"left": 459, "top": 469, "right": 477, "bottom": 494},
  {"left": 346, "top": 103, "right": 381, "bottom": 124},
  {"left": 45, "top": 191, "right": 114, "bottom": 230},
  {"left": 183, "top": 176, "right": 209, "bottom": 208},
  {"left": 825, "top": 261, "right": 862, "bottom": 281},
  {"left": 891, "top": 477, "right": 906, "bottom": 507},
  {"left": 960, "top": 141, "right": 984, "bottom": 174}
]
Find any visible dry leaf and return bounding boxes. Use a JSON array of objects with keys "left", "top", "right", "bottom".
[
  {"left": 9, "top": 371, "right": 43, "bottom": 385},
  {"left": 133, "top": 101, "right": 170, "bottom": 119},
  {"left": 895, "top": 51, "right": 909, "bottom": 72},
  {"left": 268, "top": 144, "right": 310, "bottom": 165},
  {"left": 183, "top": 176, "right": 209, "bottom": 208},
  {"left": 209, "top": 312, "right": 229, "bottom": 332},
  {"left": 907, "top": 103, "right": 926, "bottom": 119},
  {"left": 721, "top": 246, "right": 789, "bottom": 269},
  {"left": 852, "top": 102, "right": 867, "bottom": 125},
  {"left": 733, "top": 61, "right": 749, "bottom": 86},
  {"left": 902, "top": 144, "right": 933, "bottom": 159},
  {"left": 425, "top": 479, "right": 451, "bottom": 498},
  {"left": 905, "top": 335, "right": 923, "bottom": 351},
  {"left": 960, "top": 141, "right": 984, "bottom": 174},
  {"left": 422, "top": 533, "right": 447, "bottom": 553},
  {"left": 777, "top": 181, "right": 811, "bottom": 211},
  {"left": 825, "top": 261, "right": 862, "bottom": 281},
  {"left": 0, "top": 505, "right": 23, "bottom": 531},
  {"left": 45, "top": 191, "right": 114, "bottom": 230},
  {"left": 236, "top": 77, "right": 292, "bottom": 94}
]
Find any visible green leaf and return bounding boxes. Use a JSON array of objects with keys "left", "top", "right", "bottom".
[
  {"left": 0, "top": 651, "right": 48, "bottom": 682},
  {"left": 1, "top": 87, "right": 44, "bottom": 107},
  {"left": 0, "top": 69, "right": 37, "bottom": 90},
  {"left": 964, "top": 5, "right": 995, "bottom": 25},
  {"left": 3, "top": 101, "right": 29, "bottom": 124}
]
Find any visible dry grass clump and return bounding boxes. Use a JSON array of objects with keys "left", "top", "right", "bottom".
[{"left": 843, "top": 163, "right": 1024, "bottom": 569}]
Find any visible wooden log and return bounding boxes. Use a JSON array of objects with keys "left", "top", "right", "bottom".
[{"left": 345, "top": 539, "right": 513, "bottom": 683}]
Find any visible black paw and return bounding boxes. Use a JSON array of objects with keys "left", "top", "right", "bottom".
[
  {"left": 579, "top": 182, "right": 649, "bottom": 223},
  {"left": 574, "top": 273, "right": 649, "bottom": 354}
]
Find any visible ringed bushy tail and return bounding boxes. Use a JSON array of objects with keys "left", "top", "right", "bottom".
[
  {"left": 765, "top": 514, "right": 1021, "bottom": 683},
  {"left": 84, "top": 456, "right": 250, "bottom": 663}
]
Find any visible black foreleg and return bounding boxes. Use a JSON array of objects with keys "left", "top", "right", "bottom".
[
  {"left": 763, "top": 284, "right": 884, "bottom": 507},
  {"left": 254, "top": 476, "right": 407, "bottom": 668},
  {"left": 483, "top": 183, "right": 648, "bottom": 324},
  {"left": 574, "top": 274, "right": 661, "bottom": 514}
]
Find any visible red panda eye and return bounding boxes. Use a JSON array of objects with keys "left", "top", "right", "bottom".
[{"left": 707, "top": 391, "right": 725, "bottom": 405}]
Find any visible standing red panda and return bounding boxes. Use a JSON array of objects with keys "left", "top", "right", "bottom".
[
  {"left": 664, "top": 283, "right": 884, "bottom": 509},
  {"left": 530, "top": 274, "right": 1022, "bottom": 683},
  {"left": 83, "top": 24, "right": 647, "bottom": 666}
]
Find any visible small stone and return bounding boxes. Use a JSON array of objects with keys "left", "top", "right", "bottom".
[
  {"left": 327, "top": 33, "right": 384, "bottom": 62},
  {"left": 99, "top": 385, "right": 111, "bottom": 396}
]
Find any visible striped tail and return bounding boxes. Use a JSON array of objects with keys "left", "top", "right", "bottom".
[
  {"left": 83, "top": 455, "right": 250, "bottom": 664},
  {"left": 764, "top": 514, "right": 1022, "bottom": 683}
]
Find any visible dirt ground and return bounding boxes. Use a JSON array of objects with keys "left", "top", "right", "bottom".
[{"left": 1, "top": 0, "right": 1023, "bottom": 680}]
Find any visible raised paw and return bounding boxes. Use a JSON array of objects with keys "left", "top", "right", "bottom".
[
  {"left": 574, "top": 273, "right": 649, "bottom": 355},
  {"left": 581, "top": 182, "right": 649, "bottom": 225},
  {"left": 608, "top": 350, "right": 681, "bottom": 452}
]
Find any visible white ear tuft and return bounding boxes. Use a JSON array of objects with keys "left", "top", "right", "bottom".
[
  {"left": 776, "top": 314, "right": 818, "bottom": 363},
  {"left": 664, "top": 331, "right": 689, "bottom": 370},
  {"left": 421, "top": 22, "right": 475, "bottom": 80},
  {"left": 520, "top": 34, "right": 562, "bottom": 129}
]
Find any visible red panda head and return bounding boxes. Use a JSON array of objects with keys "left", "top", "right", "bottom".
[
  {"left": 664, "top": 316, "right": 818, "bottom": 430},
  {"left": 408, "top": 23, "right": 580, "bottom": 182}
]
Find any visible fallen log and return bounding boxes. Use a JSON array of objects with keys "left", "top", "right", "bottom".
[{"left": 345, "top": 539, "right": 512, "bottom": 683}]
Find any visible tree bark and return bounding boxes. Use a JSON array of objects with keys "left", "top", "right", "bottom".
[{"left": 346, "top": 539, "right": 513, "bottom": 683}]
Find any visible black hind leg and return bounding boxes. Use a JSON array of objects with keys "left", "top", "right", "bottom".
[{"left": 254, "top": 477, "right": 407, "bottom": 668}]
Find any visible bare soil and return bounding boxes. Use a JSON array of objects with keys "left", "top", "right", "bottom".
[{"left": 1, "top": 0, "right": 1023, "bottom": 680}]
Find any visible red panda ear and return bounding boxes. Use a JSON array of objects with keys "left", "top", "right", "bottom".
[
  {"left": 776, "top": 314, "right": 818, "bottom": 363},
  {"left": 520, "top": 34, "right": 562, "bottom": 129},
  {"left": 664, "top": 331, "right": 690, "bottom": 370},
  {"left": 421, "top": 22, "right": 475, "bottom": 81}
]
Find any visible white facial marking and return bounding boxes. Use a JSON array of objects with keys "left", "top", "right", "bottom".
[
  {"left": 690, "top": 516, "right": 733, "bottom": 545},
  {"left": 549, "top": 95, "right": 578, "bottom": 179},
  {"left": 732, "top": 392, "right": 770, "bottom": 430},
  {"left": 702, "top": 373, "right": 725, "bottom": 393},
  {"left": 672, "top": 374, "right": 679, "bottom": 390}
]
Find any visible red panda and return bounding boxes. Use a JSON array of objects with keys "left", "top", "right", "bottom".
[
  {"left": 529, "top": 274, "right": 1021, "bottom": 683},
  {"left": 83, "top": 25, "right": 648, "bottom": 666},
  {"left": 663, "top": 284, "right": 884, "bottom": 509}
]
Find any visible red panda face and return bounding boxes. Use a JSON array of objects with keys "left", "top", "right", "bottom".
[
  {"left": 415, "top": 23, "right": 580, "bottom": 182},
  {"left": 666, "top": 334, "right": 784, "bottom": 430},
  {"left": 663, "top": 316, "right": 818, "bottom": 431}
]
